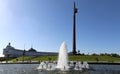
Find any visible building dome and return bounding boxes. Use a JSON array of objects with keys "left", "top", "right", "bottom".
[
  {"left": 6, "top": 43, "right": 15, "bottom": 49},
  {"left": 28, "top": 48, "right": 37, "bottom": 52}
]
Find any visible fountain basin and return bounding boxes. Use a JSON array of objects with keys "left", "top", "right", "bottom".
[
  {"left": 37, "top": 61, "right": 89, "bottom": 71},
  {"left": 37, "top": 42, "right": 89, "bottom": 71}
]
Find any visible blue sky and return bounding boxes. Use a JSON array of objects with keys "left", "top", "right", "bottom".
[{"left": 0, "top": 0, "right": 120, "bottom": 56}]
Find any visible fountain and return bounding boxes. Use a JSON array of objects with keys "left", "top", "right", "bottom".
[
  {"left": 56, "top": 42, "right": 69, "bottom": 70},
  {"left": 37, "top": 42, "right": 89, "bottom": 71}
]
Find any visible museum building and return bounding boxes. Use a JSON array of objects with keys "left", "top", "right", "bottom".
[{"left": 3, "top": 43, "right": 57, "bottom": 58}]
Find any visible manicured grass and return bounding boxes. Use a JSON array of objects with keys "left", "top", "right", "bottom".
[
  {"left": 32, "top": 56, "right": 57, "bottom": 61},
  {"left": 31, "top": 55, "right": 120, "bottom": 63},
  {"left": 10, "top": 56, "right": 33, "bottom": 62},
  {"left": 10, "top": 55, "right": 120, "bottom": 63},
  {"left": 69, "top": 55, "right": 120, "bottom": 62}
]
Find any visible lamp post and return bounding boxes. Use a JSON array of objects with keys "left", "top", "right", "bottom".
[{"left": 22, "top": 49, "right": 25, "bottom": 63}]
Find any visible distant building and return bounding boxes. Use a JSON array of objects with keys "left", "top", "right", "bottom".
[{"left": 3, "top": 43, "right": 57, "bottom": 58}]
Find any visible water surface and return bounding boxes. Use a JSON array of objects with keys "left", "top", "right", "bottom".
[{"left": 0, "top": 64, "right": 120, "bottom": 74}]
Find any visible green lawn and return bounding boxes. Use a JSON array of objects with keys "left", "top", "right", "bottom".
[
  {"left": 69, "top": 55, "right": 120, "bottom": 62},
  {"left": 9, "top": 55, "right": 120, "bottom": 63},
  {"left": 32, "top": 56, "right": 57, "bottom": 61},
  {"left": 31, "top": 55, "right": 120, "bottom": 63},
  {"left": 10, "top": 56, "right": 33, "bottom": 62}
]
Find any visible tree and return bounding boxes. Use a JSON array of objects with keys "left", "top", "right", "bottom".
[
  {"left": 48, "top": 57, "right": 51, "bottom": 62},
  {"left": 111, "top": 53, "right": 119, "bottom": 57},
  {"left": 92, "top": 53, "right": 98, "bottom": 56},
  {"left": 95, "top": 57, "right": 99, "bottom": 62},
  {"left": 78, "top": 50, "right": 80, "bottom": 54}
]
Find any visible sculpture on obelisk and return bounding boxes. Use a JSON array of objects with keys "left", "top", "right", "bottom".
[{"left": 72, "top": 2, "right": 78, "bottom": 55}]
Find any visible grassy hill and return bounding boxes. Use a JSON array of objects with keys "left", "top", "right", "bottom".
[
  {"left": 10, "top": 55, "right": 120, "bottom": 63},
  {"left": 69, "top": 55, "right": 120, "bottom": 62},
  {"left": 10, "top": 56, "right": 33, "bottom": 62}
]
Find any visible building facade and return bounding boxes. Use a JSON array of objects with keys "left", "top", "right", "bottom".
[{"left": 3, "top": 43, "right": 57, "bottom": 58}]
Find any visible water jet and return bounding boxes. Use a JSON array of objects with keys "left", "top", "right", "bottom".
[{"left": 37, "top": 42, "right": 89, "bottom": 71}]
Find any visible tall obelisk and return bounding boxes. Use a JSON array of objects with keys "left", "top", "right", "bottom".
[{"left": 72, "top": 2, "right": 77, "bottom": 55}]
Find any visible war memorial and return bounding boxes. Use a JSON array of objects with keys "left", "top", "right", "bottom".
[{"left": 0, "top": 1, "right": 120, "bottom": 74}]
